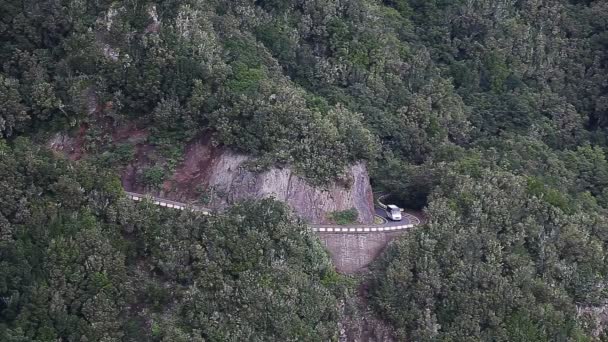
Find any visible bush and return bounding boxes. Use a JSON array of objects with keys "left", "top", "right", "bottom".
[
  {"left": 141, "top": 166, "right": 166, "bottom": 188},
  {"left": 328, "top": 208, "right": 358, "bottom": 225}
]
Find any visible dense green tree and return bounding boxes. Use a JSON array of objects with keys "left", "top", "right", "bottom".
[
  {"left": 0, "top": 75, "right": 28, "bottom": 137},
  {"left": 0, "top": 138, "right": 342, "bottom": 341},
  {"left": 3, "top": 0, "right": 608, "bottom": 339},
  {"left": 371, "top": 171, "right": 608, "bottom": 341}
]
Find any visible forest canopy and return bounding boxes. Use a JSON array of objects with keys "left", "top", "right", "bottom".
[
  {"left": 0, "top": 138, "right": 342, "bottom": 341},
  {"left": 2, "top": 0, "right": 608, "bottom": 340},
  {"left": 2, "top": 0, "right": 607, "bottom": 183}
]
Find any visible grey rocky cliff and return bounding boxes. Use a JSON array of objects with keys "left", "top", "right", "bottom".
[
  {"left": 212, "top": 161, "right": 374, "bottom": 224},
  {"left": 122, "top": 136, "right": 375, "bottom": 224}
]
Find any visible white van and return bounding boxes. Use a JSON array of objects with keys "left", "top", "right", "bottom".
[{"left": 386, "top": 204, "right": 402, "bottom": 221}]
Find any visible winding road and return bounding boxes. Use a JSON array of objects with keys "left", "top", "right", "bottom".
[{"left": 125, "top": 191, "right": 421, "bottom": 233}]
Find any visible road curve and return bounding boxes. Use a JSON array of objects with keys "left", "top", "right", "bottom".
[{"left": 125, "top": 191, "right": 421, "bottom": 234}]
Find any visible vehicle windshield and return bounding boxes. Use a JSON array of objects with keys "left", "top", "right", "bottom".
[{"left": 390, "top": 208, "right": 400, "bottom": 215}]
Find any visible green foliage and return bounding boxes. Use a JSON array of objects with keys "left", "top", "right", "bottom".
[
  {"left": 134, "top": 199, "right": 340, "bottom": 340},
  {"left": 370, "top": 171, "right": 608, "bottom": 341},
  {"left": 140, "top": 165, "right": 166, "bottom": 188},
  {"left": 0, "top": 138, "right": 128, "bottom": 341},
  {"left": 482, "top": 50, "right": 510, "bottom": 92},
  {"left": 226, "top": 64, "right": 266, "bottom": 94},
  {"left": 0, "top": 139, "right": 341, "bottom": 341},
  {"left": 255, "top": 21, "right": 296, "bottom": 63},
  {"left": 526, "top": 177, "right": 572, "bottom": 213},
  {"left": 4, "top": 0, "right": 608, "bottom": 339},
  {"left": 196, "top": 185, "right": 226, "bottom": 205},
  {"left": 328, "top": 208, "right": 359, "bottom": 225},
  {"left": 96, "top": 143, "right": 135, "bottom": 166},
  {"left": 0, "top": 75, "right": 29, "bottom": 137}
]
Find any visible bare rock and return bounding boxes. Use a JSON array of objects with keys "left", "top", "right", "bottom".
[
  {"left": 85, "top": 87, "right": 100, "bottom": 115},
  {"left": 47, "top": 125, "right": 88, "bottom": 160},
  {"left": 578, "top": 300, "right": 608, "bottom": 338},
  {"left": 47, "top": 133, "right": 76, "bottom": 152},
  {"left": 123, "top": 136, "right": 375, "bottom": 224},
  {"left": 202, "top": 156, "right": 374, "bottom": 224},
  {"left": 145, "top": 4, "right": 161, "bottom": 34}
]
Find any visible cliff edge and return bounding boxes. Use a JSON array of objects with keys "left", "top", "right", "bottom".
[{"left": 122, "top": 136, "right": 375, "bottom": 224}]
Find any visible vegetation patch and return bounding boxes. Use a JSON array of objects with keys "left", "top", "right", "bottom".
[
  {"left": 0, "top": 139, "right": 342, "bottom": 341},
  {"left": 3, "top": 0, "right": 608, "bottom": 339},
  {"left": 140, "top": 165, "right": 166, "bottom": 188},
  {"left": 328, "top": 208, "right": 359, "bottom": 225}
]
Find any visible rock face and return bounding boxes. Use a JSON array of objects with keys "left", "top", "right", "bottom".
[
  {"left": 123, "top": 136, "right": 375, "bottom": 224},
  {"left": 577, "top": 302, "right": 608, "bottom": 338}
]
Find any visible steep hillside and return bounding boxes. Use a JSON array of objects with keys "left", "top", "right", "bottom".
[
  {"left": 123, "top": 134, "right": 375, "bottom": 224},
  {"left": 3, "top": 0, "right": 608, "bottom": 340},
  {"left": 50, "top": 126, "right": 376, "bottom": 224},
  {"left": 0, "top": 138, "right": 345, "bottom": 341}
]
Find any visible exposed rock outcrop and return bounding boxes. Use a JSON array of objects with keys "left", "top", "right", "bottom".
[
  {"left": 123, "top": 136, "right": 375, "bottom": 224},
  {"left": 578, "top": 301, "right": 608, "bottom": 338}
]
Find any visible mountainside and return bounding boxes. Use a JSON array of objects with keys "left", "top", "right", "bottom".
[
  {"left": 0, "top": 139, "right": 344, "bottom": 341},
  {"left": 50, "top": 127, "right": 376, "bottom": 224},
  {"left": 3, "top": 0, "right": 608, "bottom": 341},
  {"left": 123, "top": 135, "right": 375, "bottom": 224}
]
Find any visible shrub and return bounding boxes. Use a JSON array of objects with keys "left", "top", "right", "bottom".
[
  {"left": 328, "top": 208, "right": 358, "bottom": 225},
  {"left": 141, "top": 166, "right": 166, "bottom": 188}
]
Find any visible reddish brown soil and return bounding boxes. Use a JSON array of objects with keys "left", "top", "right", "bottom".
[
  {"left": 112, "top": 122, "right": 148, "bottom": 143},
  {"left": 116, "top": 129, "right": 227, "bottom": 204},
  {"left": 164, "top": 134, "right": 222, "bottom": 199},
  {"left": 70, "top": 123, "right": 89, "bottom": 160},
  {"left": 121, "top": 142, "right": 155, "bottom": 192}
]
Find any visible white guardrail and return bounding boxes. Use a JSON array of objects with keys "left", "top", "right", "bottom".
[
  {"left": 311, "top": 217, "right": 417, "bottom": 233},
  {"left": 126, "top": 192, "right": 211, "bottom": 215},
  {"left": 125, "top": 192, "right": 419, "bottom": 234}
]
